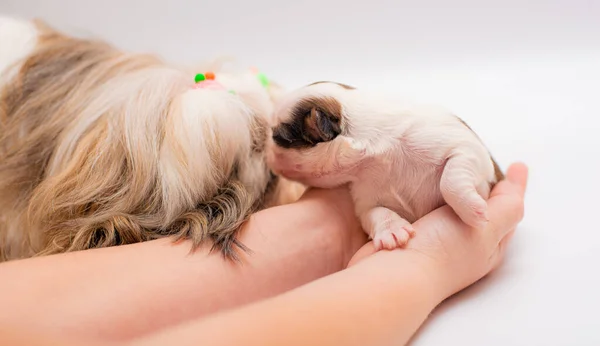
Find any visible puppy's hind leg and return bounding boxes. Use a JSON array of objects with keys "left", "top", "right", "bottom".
[{"left": 440, "top": 151, "right": 491, "bottom": 229}]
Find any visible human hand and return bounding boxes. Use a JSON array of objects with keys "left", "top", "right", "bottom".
[{"left": 348, "top": 162, "right": 528, "bottom": 298}]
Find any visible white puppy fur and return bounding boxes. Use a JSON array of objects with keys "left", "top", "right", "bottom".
[{"left": 268, "top": 82, "right": 503, "bottom": 250}]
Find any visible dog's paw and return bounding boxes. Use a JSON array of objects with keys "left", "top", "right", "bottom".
[
  {"left": 440, "top": 155, "right": 492, "bottom": 230},
  {"left": 373, "top": 224, "right": 415, "bottom": 251},
  {"left": 455, "top": 193, "right": 489, "bottom": 229},
  {"left": 360, "top": 207, "right": 415, "bottom": 251}
]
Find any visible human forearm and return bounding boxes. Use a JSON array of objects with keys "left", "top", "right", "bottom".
[
  {"left": 0, "top": 187, "right": 365, "bottom": 341},
  {"left": 132, "top": 250, "right": 444, "bottom": 346},
  {"left": 133, "top": 164, "right": 528, "bottom": 346}
]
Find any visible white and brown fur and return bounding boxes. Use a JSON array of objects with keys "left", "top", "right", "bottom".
[
  {"left": 0, "top": 16, "right": 304, "bottom": 261},
  {"left": 267, "top": 81, "right": 504, "bottom": 250}
]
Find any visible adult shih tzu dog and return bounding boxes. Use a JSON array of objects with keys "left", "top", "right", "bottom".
[{"left": 0, "top": 16, "right": 303, "bottom": 261}]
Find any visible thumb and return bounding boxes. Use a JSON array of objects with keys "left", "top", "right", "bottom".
[
  {"left": 487, "top": 162, "right": 528, "bottom": 241},
  {"left": 506, "top": 162, "right": 528, "bottom": 196},
  {"left": 490, "top": 162, "right": 529, "bottom": 199}
]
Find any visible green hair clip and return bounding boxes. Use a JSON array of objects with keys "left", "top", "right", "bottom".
[
  {"left": 250, "top": 67, "right": 270, "bottom": 88},
  {"left": 257, "top": 72, "right": 269, "bottom": 88}
]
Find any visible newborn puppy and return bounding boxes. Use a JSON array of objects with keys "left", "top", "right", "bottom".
[{"left": 267, "top": 81, "right": 504, "bottom": 250}]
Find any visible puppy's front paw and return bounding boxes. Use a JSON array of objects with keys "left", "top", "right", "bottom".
[
  {"left": 360, "top": 207, "right": 416, "bottom": 251},
  {"left": 373, "top": 224, "right": 415, "bottom": 251}
]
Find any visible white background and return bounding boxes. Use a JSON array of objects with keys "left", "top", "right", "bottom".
[{"left": 2, "top": 0, "right": 600, "bottom": 344}]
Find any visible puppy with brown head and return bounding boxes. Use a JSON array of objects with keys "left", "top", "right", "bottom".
[
  {"left": 268, "top": 81, "right": 504, "bottom": 250},
  {"left": 0, "top": 16, "right": 300, "bottom": 261}
]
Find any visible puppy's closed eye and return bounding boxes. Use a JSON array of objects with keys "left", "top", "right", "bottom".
[{"left": 272, "top": 96, "right": 342, "bottom": 149}]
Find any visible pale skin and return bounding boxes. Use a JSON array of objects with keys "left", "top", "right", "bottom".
[
  {"left": 0, "top": 163, "right": 528, "bottom": 346},
  {"left": 0, "top": 186, "right": 367, "bottom": 341}
]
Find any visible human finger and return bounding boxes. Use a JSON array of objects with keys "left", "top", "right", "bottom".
[
  {"left": 490, "top": 162, "right": 529, "bottom": 199},
  {"left": 486, "top": 163, "right": 528, "bottom": 240}
]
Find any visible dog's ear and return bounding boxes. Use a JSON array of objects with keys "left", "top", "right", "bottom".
[
  {"left": 302, "top": 106, "right": 341, "bottom": 143},
  {"left": 272, "top": 96, "right": 343, "bottom": 149}
]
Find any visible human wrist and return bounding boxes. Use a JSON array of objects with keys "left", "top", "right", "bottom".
[
  {"left": 402, "top": 248, "right": 471, "bottom": 301},
  {"left": 354, "top": 248, "right": 452, "bottom": 305},
  {"left": 395, "top": 250, "right": 451, "bottom": 304}
]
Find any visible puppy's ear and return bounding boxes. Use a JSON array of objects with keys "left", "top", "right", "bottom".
[
  {"left": 272, "top": 96, "right": 343, "bottom": 149},
  {"left": 303, "top": 107, "right": 341, "bottom": 143}
]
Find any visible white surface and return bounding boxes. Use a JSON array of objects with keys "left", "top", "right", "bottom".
[{"left": 2, "top": 1, "right": 600, "bottom": 344}]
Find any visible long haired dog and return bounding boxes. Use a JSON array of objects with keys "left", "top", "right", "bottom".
[
  {"left": 0, "top": 16, "right": 296, "bottom": 261},
  {"left": 267, "top": 82, "right": 504, "bottom": 251}
]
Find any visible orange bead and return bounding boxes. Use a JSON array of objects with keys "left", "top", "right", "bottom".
[{"left": 205, "top": 72, "right": 215, "bottom": 80}]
